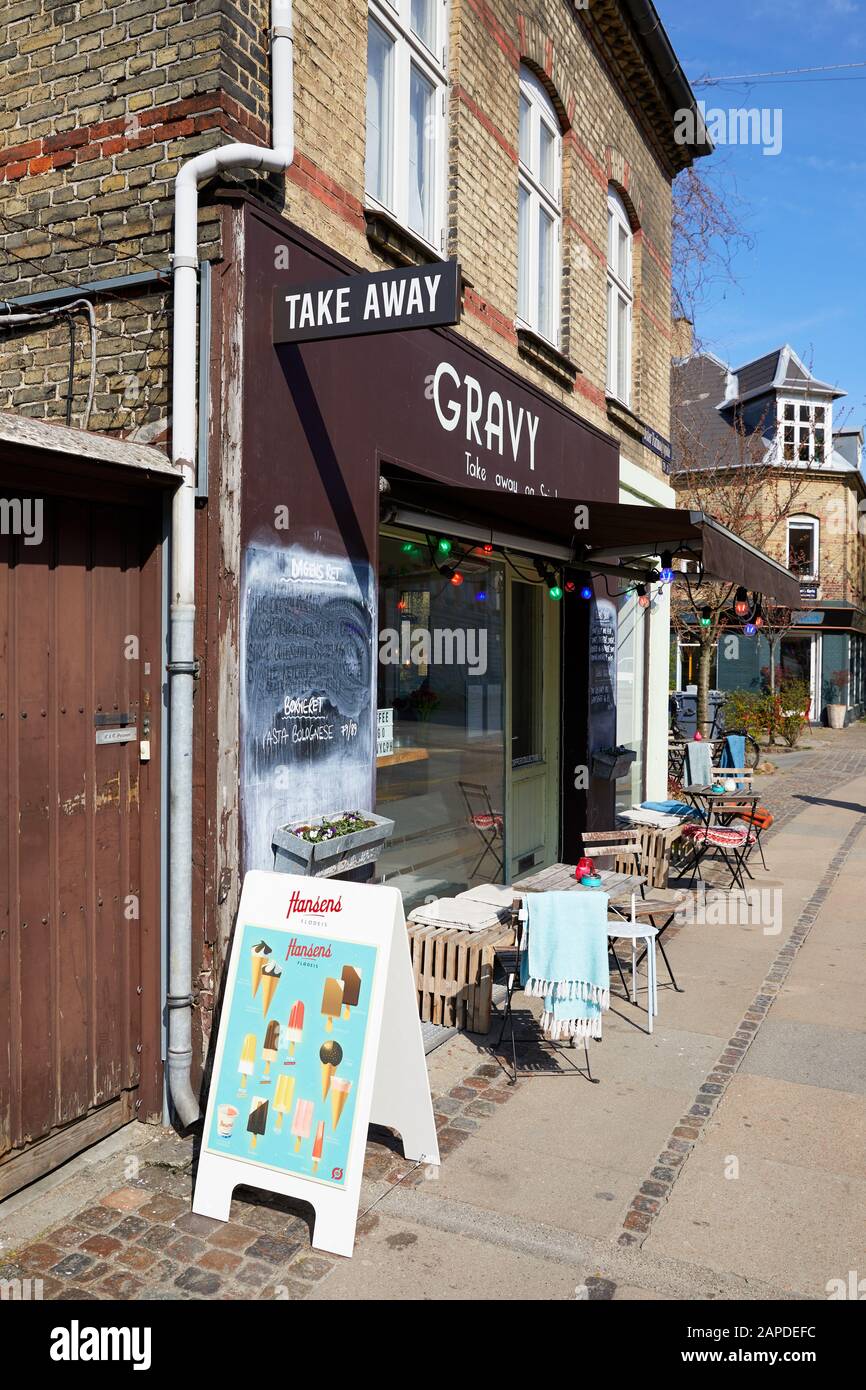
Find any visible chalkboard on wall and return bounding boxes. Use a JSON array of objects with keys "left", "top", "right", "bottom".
[{"left": 241, "top": 545, "right": 376, "bottom": 871}]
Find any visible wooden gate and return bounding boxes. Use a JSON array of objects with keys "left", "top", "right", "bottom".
[{"left": 0, "top": 485, "right": 163, "bottom": 1197}]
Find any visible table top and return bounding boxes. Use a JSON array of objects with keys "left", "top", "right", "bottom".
[
  {"left": 684, "top": 785, "right": 758, "bottom": 800},
  {"left": 514, "top": 863, "right": 645, "bottom": 902}
]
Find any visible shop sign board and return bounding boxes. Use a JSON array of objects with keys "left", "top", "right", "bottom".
[
  {"left": 193, "top": 872, "right": 439, "bottom": 1258},
  {"left": 273, "top": 260, "right": 461, "bottom": 344}
]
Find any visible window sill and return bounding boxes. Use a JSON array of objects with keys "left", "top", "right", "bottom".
[
  {"left": 365, "top": 206, "right": 442, "bottom": 268},
  {"left": 605, "top": 392, "right": 647, "bottom": 441},
  {"left": 516, "top": 328, "right": 580, "bottom": 390}
]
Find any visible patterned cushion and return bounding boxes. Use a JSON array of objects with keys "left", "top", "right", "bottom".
[
  {"left": 683, "top": 825, "right": 756, "bottom": 848},
  {"left": 470, "top": 813, "right": 504, "bottom": 833}
]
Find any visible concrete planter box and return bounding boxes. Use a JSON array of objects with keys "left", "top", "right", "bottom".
[{"left": 272, "top": 811, "right": 395, "bottom": 879}]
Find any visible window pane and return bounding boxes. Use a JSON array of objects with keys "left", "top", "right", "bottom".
[
  {"left": 408, "top": 64, "right": 435, "bottom": 241},
  {"left": 510, "top": 581, "right": 542, "bottom": 762},
  {"left": 616, "top": 292, "right": 629, "bottom": 400},
  {"left": 799, "top": 404, "right": 811, "bottom": 421},
  {"left": 789, "top": 525, "right": 815, "bottom": 574},
  {"left": 784, "top": 402, "right": 795, "bottom": 420},
  {"left": 607, "top": 207, "right": 615, "bottom": 268},
  {"left": 519, "top": 93, "right": 531, "bottom": 167},
  {"left": 606, "top": 280, "right": 616, "bottom": 393},
  {"left": 410, "top": 0, "right": 435, "bottom": 50},
  {"left": 518, "top": 182, "right": 530, "bottom": 322},
  {"left": 539, "top": 119, "right": 555, "bottom": 195},
  {"left": 366, "top": 19, "right": 393, "bottom": 206},
  {"left": 814, "top": 405, "right": 825, "bottom": 422},
  {"left": 537, "top": 205, "right": 554, "bottom": 339},
  {"left": 617, "top": 222, "right": 629, "bottom": 284}
]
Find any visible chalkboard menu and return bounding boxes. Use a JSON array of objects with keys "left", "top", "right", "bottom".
[
  {"left": 241, "top": 545, "right": 375, "bottom": 870},
  {"left": 589, "top": 597, "right": 618, "bottom": 758}
]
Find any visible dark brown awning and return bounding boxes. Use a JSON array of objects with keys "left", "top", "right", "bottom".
[{"left": 382, "top": 464, "right": 801, "bottom": 608}]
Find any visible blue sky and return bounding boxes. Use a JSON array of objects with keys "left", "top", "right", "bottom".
[{"left": 657, "top": 0, "right": 866, "bottom": 437}]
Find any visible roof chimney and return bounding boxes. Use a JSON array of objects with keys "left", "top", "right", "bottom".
[{"left": 671, "top": 316, "right": 694, "bottom": 359}]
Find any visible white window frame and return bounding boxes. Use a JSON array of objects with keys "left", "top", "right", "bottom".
[
  {"left": 365, "top": 1, "right": 448, "bottom": 254},
  {"left": 778, "top": 397, "right": 831, "bottom": 465},
  {"left": 787, "top": 514, "right": 820, "bottom": 581},
  {"left": 606, "top": 186, "right": 633, "bottom": 407},
  {"left": 516, "top": 66, "right": 562, "bottom": 347}
]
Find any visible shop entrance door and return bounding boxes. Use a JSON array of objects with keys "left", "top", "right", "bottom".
[{"left": 505, "top": 570, "right": 561, "bottom": 879}]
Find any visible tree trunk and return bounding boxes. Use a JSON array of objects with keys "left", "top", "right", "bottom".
[{"left": 696, "top": 633, "right": 713, "bottom": 736}]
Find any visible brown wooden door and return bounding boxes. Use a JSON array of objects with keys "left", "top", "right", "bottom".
[{"left": 0, "top": 488, "right": 163, "bottom": 1195}]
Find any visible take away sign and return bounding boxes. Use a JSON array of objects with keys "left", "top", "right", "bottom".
[
  {"left": 193, "top": 872, "right": 440, "bottom": 1258},
  {"left": 273, "top": 259, "right": 461, "bottom": 344}
]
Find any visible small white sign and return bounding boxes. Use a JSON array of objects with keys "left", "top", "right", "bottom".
[
  {"left": 376, "top": 707, "right": 394, "bottom": 758},
  {"left": 95, "top": 726, "right": 136, "bottom": 745}
]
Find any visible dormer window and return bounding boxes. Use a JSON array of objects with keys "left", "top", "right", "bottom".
[{"left": 778, "top": 399, "right": 829, "bottom": 464}]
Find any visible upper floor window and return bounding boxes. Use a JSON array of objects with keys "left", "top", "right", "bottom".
[
  {"left": 787, "top": 515, "right": 819, "bottom": 579},
  {"left": 778, "top": 398, "right": 829, "bottom": 464},
  {"left": 517, "top": 67, "right": 561, "bottom": 345},
  {"left": 606, "top": 187, "right": 633, "bottom": 406},
  {"left": 365, "top": 1, "right": 447, "bottom": 251}
]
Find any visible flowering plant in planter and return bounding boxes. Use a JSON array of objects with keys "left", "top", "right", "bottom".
[{"left": 292, "top": 811, "right": 376, "bottom": 843}]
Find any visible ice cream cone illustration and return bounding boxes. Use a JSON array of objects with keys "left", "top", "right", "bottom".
[
  {"left": 247, "top": 1096, "right": 268, "bottom": 1151},
  {"left": 238, "top": 1033, "right": 256, "bottom": 1092},
  {"left": 312, "top": 1121, "right": 324, "bottom": 1173},
  {"left": 251, "top": 940, "right": 272, "bottom": 997},
  {"left": 261, "top": 961, "right": 282, "bottom": 1017},
  {"left": 319, "top": 1040, "right": 343, "bottom": 1099},
  {"left": 273, "top": 1073, "right": 295, "bottom": 1132},
  {"left": 291, "top": 1098, "right": 313, "bottom": 1153},
  {"left": 340, "top": 965, "right": 362, "bottom": 1020},
  {"left": 321, "top": 977, "right": 343, "bottom": 1032},
  {"left": 262, "top": 1019, "right": 280, "bottom": 1079},
  {"left": 331, "top": 1077, "right": 351, "bottom": 1131},
  {"left": 286, "top": 999, "right": 304, "bottom": 1061}
]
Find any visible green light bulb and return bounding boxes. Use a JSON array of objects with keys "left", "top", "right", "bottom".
[
  {"left": 549, "top": 585, "right": 563, "bottom": 601},
  {"left": 437, "top": 537, "right": 452, "bottom": 556}
]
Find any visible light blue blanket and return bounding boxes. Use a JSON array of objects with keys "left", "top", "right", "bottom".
[
  {"left": 685, "top": 739, "right": 713, "bottom": 787},
  {"left": 720, "top": 734, "right": 746, "bottom": 788},
  {"left": 520, "top": 891, "right": 610, "bottom": 1040},
  {"left": 641, "top": 800, "right": 700, "bottom": 820}
]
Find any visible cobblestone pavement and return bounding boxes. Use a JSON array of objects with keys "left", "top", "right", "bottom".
[{"left": 4, "top": 724, "right": 864, "bottom": 1301}]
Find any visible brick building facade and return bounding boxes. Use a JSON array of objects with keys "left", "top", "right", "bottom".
[{"left": 1, "top": 1, "right": 726, "bottom": 1179}]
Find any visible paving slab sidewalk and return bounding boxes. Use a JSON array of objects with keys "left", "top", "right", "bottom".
[{"left": 2, "top": 745, "right": 864, "bottom": 1301}]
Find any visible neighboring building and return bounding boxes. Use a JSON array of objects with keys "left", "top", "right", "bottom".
[
  {"left": 6, "top": 1, "right": 809, "bottom": 1192},
  {"left": 672, "top": 342, "right": 866, "bottom": 720}
]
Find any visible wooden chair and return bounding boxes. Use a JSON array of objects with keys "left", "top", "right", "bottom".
[
  {"left": 580, "top": 828, "right": 645, "bottom": 876},
  {"left": 709, "top": 768, "right": 771, "bottom": 870}
]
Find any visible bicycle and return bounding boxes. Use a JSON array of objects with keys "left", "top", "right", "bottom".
[{"left": 668, "top": 699, "right": 761, "bottom": 776}]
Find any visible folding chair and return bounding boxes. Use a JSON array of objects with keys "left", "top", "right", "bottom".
[
  {"left": 458, "top": 780, "right": 504, "bottom": 878},
  {"left": 710, "top": 769, "right": 772, "bottom": 870}
]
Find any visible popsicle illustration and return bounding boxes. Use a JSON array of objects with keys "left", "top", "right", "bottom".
[
  {"left": 340, "top": 965, "right": 362, "bottom": 1020},
  {"left": 319, "top": 1041, "right": 343, "bottom": 1100},
  {"left": 312, "top": 1121, "right": 325, "bottom": 1174},
  {"left": 291, "top": 1098, "right": 314, "bottom": 1153},
  {"left": 262, "top": 1019, "right": 280, "bottom": 1079},
  {"left": 286, "top": 1000, "right": 304, "bottom": 1061},
  {"left": 260, "top": 961, "right": 282, "bottom": 1017},
  {"left": 238, "top": 1033, "right": 256, "bottom": 1092},
  {"left": 331, "top": 1077, "right": 351, "bottom": 1131},
  {"left": 273, "top": 1073, "right": 295, "bottom": 1132},
  {"left": 321, "top": 977, "right": 344, "bottom": 1033},
  {"left": 247, "top": 1096, "right": 268, "bottom": 1151},
  {"left": 251, "top": 940, "right": 272, "bottom": 997}
]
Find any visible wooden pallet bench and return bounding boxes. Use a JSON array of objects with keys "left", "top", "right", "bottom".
[{"left": 405, "top": 919, "right": 516, "bottom": 1034}]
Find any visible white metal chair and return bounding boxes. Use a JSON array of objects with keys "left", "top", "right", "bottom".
[{"left": 607, "top": 893, "right": 658, "bottom": 1034}]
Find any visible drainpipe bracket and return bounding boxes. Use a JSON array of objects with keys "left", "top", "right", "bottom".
[
  {"left": 167, "top": 658, "right": 201, "bottom": 678},
  {"left": 166, "top": 992, "right": 196, "bottom": 1010},
  {"left": 170, "top": 254, "right": 199, "bottom": 271},
  {"left": 272, "top": 24, "right": 293, "bottom": 40}
]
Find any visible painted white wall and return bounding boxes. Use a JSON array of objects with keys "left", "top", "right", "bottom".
[{"left": 618, "top": 457, "right": 676, "bottom": 803}]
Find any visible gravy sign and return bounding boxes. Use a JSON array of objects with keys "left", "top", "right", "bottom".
[{"left": 273, "top": 260, "right": 461, "bottom": 344}]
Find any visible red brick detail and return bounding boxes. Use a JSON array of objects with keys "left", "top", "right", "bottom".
[
  {"left": 287, "top": 155, "right": 365, "bottom": 232},
  {"left": 565, "top": 215, "right": 605, "bottom": 266},
  {"left": 517, "top": 12, "right": 527, "bottom": 52},
  {"left": 453, "top": 85, "right": 517, "bottom": 163},
  {"left": 634, "top": 228, "right": 671, "bottom": 281},
  {"left": 466, "top": 0, "right": 521, "bottom": 67},
  {"left": 636, "top": 294, "right": 672, "bottom": 339},
  {"left": 574, "top": 374, "right": 607, "bottom": 410},
  {"left": 463, "top": 287, "right": 517, "bottom": 344},
  {"left": 565, "top": 129, "right": 607, "bottom": 190},
  {"left": 544, "top": 36, "right": 554, "bottom": 77},
  {"left": 0, "top": 138, "right": 42, "bottom": 167}
]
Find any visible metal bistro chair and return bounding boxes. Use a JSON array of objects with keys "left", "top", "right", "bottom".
[
  {"left": 580, "top": 828, "right": 681, "bottom": 996},
  {"left": 710, "top": 766, "right": 773, "bottom": 871},
  {"left": 458, "top": 780, "right": 504, "bottom": 878}
]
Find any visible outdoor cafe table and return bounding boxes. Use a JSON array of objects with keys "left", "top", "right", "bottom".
[
  {"left": 680, "top": 786, "right": 761, "bottom": 891},
  {"left": 514, "top": 861, "right": 685, "bottom": 992}
]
